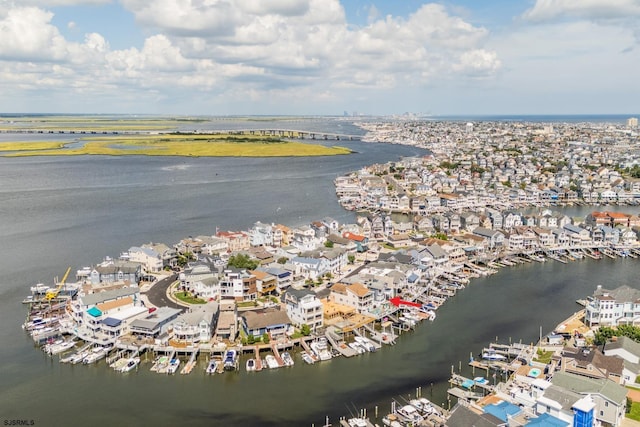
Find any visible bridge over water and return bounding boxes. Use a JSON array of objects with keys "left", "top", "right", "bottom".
[{"left": 0, "top": 128, "right": 362, "bottom": 141}]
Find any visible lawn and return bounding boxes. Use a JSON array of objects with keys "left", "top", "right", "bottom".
[
  {"left": 628, "top": 401, "right": 640, "bottom": 422},
  {"left": 174, "top": 291, "right": 206, "bottom": 305},
  {"left": 534, "top": 349, "right": 554, "bottom": 364}
]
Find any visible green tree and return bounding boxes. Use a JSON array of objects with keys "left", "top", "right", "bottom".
[
  {"left": 348, "top": 254, "right": 356, "bottom": 264},
  {"left": 262, "top": 332, "right": 270, "bottom": 344},
  {"left": 324, "top": 240, "right": 334, "bottom": 248},
  {"left": 300, "top": 324, "right": 311, "bottom": 336},
  {"left": 227, "top": 253, "right": 259, "bottom": 270},
  {"left": 594, "top": 326, "right": 615, "bottom": 346},
  {"left": 277, "top": 256, "right": 288, "bottom": 264}
]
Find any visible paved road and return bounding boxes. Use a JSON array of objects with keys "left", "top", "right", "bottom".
[{"left": 143, "top": 273, "right": 184, "bottom": 310}]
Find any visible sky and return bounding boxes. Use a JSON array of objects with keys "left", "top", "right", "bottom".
[{"left": 0, "top": 0, "right": 639, "bottom": 116}]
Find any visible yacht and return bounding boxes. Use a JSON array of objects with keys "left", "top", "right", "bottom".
[
  {"left": 246, "top": 358, "right": 256, "bottom": 372},
  {"left": 396, "top": 405, "right": 423, "bottom": 424},
  {"left": 348, "top": 342, "right": 365, "bottom": 354},
  {"left": 310, "top": 338, "right": 332, "bottom": 361},
  {"left": 223, "top": 350, "right": 238, "bottom": 371}
]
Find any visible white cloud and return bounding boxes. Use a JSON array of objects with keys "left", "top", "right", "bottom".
[
  {"left": 524, "top": 0, "right": 640, "bottom": 22},
  {"left": 17, "top": 0, "right": 112, "bottom": 6},
  {"left": 0, "top": 7, "right": 69, "bottom": 61},
  {"left": 0, "top": 1, "right": 502, "bottom": 113}
]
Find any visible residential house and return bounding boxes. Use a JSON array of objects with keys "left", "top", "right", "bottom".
[
  {"left": 604, "top": 337, "right": 640, "bottom": 385},
  {"left": 171, "top": 302, "right": 218, "bottom": 345},
  {"left": 126, "top": 246, "right": 163, "bottom": 273},
  {"left": 216, "top": 230, "right": 251, "bottom": 252},
  {"left": 241, "top": 308, "right": 291, "bottom": 339},
  {"left": 550, "top": 371, "right": 627, "bottom": 427},
  {"left": 329, "top": 282, "right": 374, "bottom": 314},
  {"left": 219, "top": 269, "right": 257, "bottom": 302},
  {"left": 282, "top": 288, "right": 324, "bottom": 331},
  {"left": 473, "top": 227, "right": 505, "bottom": 249},
  {"left": 585, "top": 285, "right": 640, "bottom": 327},
  {"left": 559, "top": 347, "right": 623, "bottom": 384}
]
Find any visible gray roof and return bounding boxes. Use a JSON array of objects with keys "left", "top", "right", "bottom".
[
  {"left": 242, "top": 309, "right": 291, "bottom": 330},
  {"left": 542, "top": 384, "right": 581, "bottom": 411},
  {"left": 605, "top": 336, "right": 640, "bottom": 359},
  {"left": 593, "top": 285, "right": 640, "bottom": 303},
  {"left": 283, "top": 288, "right": 316, "bottom": 302},
  {"left": 551, "top": 371, "right": 627, "bottom": 405},
  {"left": 176, "top": 302, "right": 218, "bottom": 326},
  {"left": 81, "top": 287, "right": 140, "bottom": 306},
  {"left": 129, "top": 306, "right": 182, "bottom": 330},
  {"left": 445, "top": 404, "right": 505, "bottom": 427}
]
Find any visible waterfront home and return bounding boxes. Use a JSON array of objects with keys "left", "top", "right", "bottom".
[
  {"left": 128, "top": 306, "right": 182, "bottom": 340},
  {"left": 329, "top": 282, "right": 374, "bottom": 315},
  {"left": 216, "top": 230, "right": 251, "bottom": 252},
  {"left": 603, "top": 337, "right": 640, "bottom": 385},
  {"left": 71, "top": 287, "right": 147, "bottom": 344},
  {"left": 550, "top": 371, "right": 627, "bottom": 427},
  {"left": 559, "top": 347, "right": 623, "bottom": 384},
  {"left": 249, "top": 221, "right": 274, "bottom": 247},
  {"left": 196, "top": 236, "right": 229, "bottom": 256},
  {"left": 219, "top": 269, "right": 257, "bottom": 302},
  {"left": 562, "top": 224, "right": 591, "bottom": 246},
  {"left": 282, "top": 288, "right": 323, "bottom": 331},
  {"left": 584, "top": 285, "right": 640, "bottom": 327},
  {"left": 141, "top": 242, "right": 178, "bottom": 269},
  {"left": 89, "top": 259, "right": 142, "bottom": 286},
  {"left": 240, "top": 308, "right": 291, "bottom": 340},
  {"left": 272, "top": 224, "right": 290, "bottom": 246},
  {"left": 215, "top": 301, "right": 237, "bottom": 341},
  {"left": 126, "top": 246, "right": 163, "bottom": 273},
  {"left": 325, "top": 233, "right": 357, "bottom": 252},
  {"left": 472, "top": 227, "right": 505, "bottom": 249},
  {"left": 171, "top": 302, "right": 218, "bottom": 345}
]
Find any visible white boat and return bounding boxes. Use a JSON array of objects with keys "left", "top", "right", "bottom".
[
  {"left": 482, "top": 350, "right": 506, "bottom": 361},
  {"left": 354, "top": 337, "right": 376, "bottom": 352},
  {"left": 205, "top": 359, "right": 218, "bottom": 374},
  {"left": 83, "top": 347, "right": 108, "bottom": 364},
  {"left": 223, "top": 350, "right": 238, "bottom": 371},
  {"left": 301, "top": 352, "right": 315, "bottom": 365},
  {"left": 348, "top": 342, "right": 365, "bottom": 354},
  {"left": 396, "top": 405, "right": 423, "bottom": 424},
  {"left": 310, "top": 338, "right": 332, "bottom": 361},
  {"left": 120, "top": 357, "right": 140, "bottom": 373},
  {"left": 265, "top": 354, "right": 279, "bottom": 369},
  {"left": 281, "top": 352, "right": 294, "bottom": 367},
  {"left": 246, "top": 358, "right": 256, "bottom": 372},
  {"left": 47, "top": 339, "right": 76, "bottom": 355},
  {"left": 166, "top": 358, "right": 180, "bottom": 374},
  {"left": 346, "top": 418, "right": 368, "bottom": 427}
]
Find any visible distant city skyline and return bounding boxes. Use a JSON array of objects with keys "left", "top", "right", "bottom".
[{"left": 0, "top": 1, "right": 639, "bottom": 115}]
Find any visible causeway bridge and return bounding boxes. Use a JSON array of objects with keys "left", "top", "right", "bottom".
[{"left": 0, "top": 128, "right": 362, "bottom": 141}]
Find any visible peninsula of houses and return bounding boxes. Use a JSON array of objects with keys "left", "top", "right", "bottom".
[{"left": 21, "top": 118, "right": 640, "bottom": 427}]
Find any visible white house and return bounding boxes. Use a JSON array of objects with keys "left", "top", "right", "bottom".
[{"left": 283, "top": 288, "right": 324, "bottom": 331}]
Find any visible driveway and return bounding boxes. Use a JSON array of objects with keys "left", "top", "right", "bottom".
[{"left": 143, "top": 273, "right": 184, "bottom": 310}]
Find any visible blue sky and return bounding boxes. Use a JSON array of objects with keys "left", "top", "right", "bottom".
[{"left": 0, "top": 0, "right": 638, "bottom": 115}]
